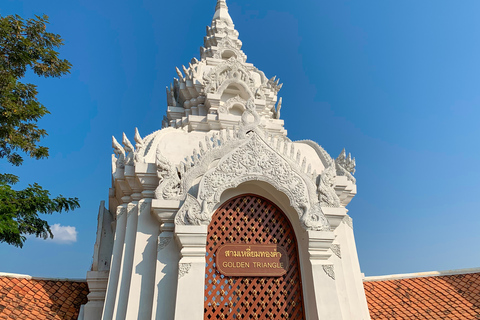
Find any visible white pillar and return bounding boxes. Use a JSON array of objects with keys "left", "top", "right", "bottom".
[
  {"left": 173, "top": 225, "right": 208, "bottom": 320},
  {"left": 339, "top": 216, "right": 371, "bottom": 320},
  {"left": 124, "top": 199, "right": 160, "bottom": 320},
  {"left": 151, "top": 200, "right": 181, "bottom": 320},
  {"left": 308, "top": 230, "right": 344, "bottom": 320},
  {"left": 112, "top": 202, "right": 139, "bottom": 320},
  {"left": 102, "top": 205, "right": 128, "bottom": 320},
  {"left": 330, "top": 243, "right": 353, "bottom": 320},
  {"left": 83, "top": 271, "right": 109, "bottom": 320}
]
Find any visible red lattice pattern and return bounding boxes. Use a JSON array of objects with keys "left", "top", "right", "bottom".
[{"left": 204, "top": 194, "right": 305, "bottom": 320}]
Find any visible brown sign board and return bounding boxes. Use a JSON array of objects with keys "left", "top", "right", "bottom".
[{"left": 215, "top": 244, "right": 289, "bottom": 277}]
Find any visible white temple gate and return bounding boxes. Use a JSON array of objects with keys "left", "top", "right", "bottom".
[{"left": 79, "top": 1, "right": 371, "bottom": 319}]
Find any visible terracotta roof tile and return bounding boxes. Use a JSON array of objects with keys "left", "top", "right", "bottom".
[
  {"left": 364, "top": 272, "right": 480, "bottom": 319},
  {"left": 0, "top": 277, "right": 88, "bottom": 320},
  {"left": 1, "top": 271, "right": 479, "bottom": 318}
]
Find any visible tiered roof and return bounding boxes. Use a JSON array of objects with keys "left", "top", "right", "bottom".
[{"left": 164, "top": 0, "right": 285, "bottom": 135}]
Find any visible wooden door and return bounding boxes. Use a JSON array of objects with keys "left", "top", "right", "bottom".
[{"left": 204, "top": 194, "right": 305, "bottom": 319}]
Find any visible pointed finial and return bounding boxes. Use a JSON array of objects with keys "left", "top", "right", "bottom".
[
  {"left": 213, "top": 0, "right": 233, "bottom": 25},
  {"left": 216, "top": 0, "right": 228, "bottom": 10}
]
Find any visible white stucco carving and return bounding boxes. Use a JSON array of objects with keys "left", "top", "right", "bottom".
[
  {"left": 212, "top": 37, "right": 246, "bottom": 62},
  {"left": 195, "top": 132, "right": 329, "bottom": 231},
  {"left": 178, "top": 263, "right": 192, "bottom": 279},
  {"left": 272, "top": 97, "right": 282, "bottom": 119},
  {"left": 116, "top": 206, "right": 127, "bottom": 218},
  {"left": 155, "top": 145, "right": 181, "bottom": 200},
  {"left": 331, "top": 244, "right": 342, "bottom": 259},
  {"left": 336, "top": 148, "right": 356, "bottom": 183},
  {"left": 323, "top": 264, "right": 336, "bottom": 280},
  {"left": 219, "top": 95, "right": 246, "bottom": 114},
  {"left": 158, "top": 100, "right": 326, "bottom": 230},
  {"left": 157, "top": 236, "right": 172, "bottom": 251},
  {"left": 133, "top": 128, "right": 144, "bottom": 163},
  {"left": 157, "top": 0, "right": 285, "bottom": 135},
  {"left": 318, "top": 161, "right": 341, "bottom": 207},
  {"left": 175, "top": 194, "right": 209, "bottom": 226},
  {"left": 112, "top": 136, "right": 125, "bottom": 170},
  {"left": 122, "top": 133, "right": 135, "bottom": 166},
  {"left": 204, "top": 58, "right": 255, "bottom": 96}
]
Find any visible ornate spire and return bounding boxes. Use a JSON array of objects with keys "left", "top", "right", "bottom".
[
  {"left": 213, "top": 0, "right": 233, "bottom": 25},
  {"left": 163, "top": 0, "right": 286, "bottom": 136},
  {"left": 202, "top": 0, "right": 244, "bottom": 61}
]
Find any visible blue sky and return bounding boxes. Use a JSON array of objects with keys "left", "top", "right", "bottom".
[{"left": 1, "top": 0, "right": 479, "bottom": 279}]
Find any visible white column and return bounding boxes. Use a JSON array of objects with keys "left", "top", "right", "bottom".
[
  {"left": 112, "top": 202, "right": 139, "bottom": 320},
  {"left": 83, "top": 271, "right": 109, "bottom": 320},
  {"left": 151, "top": 200, "right": 181, "bottom": 320},
  {"left": 124, "top": 199, "right": 160, "bottom": 320},
  {"left": 308, "top": 230, "right": 344, "bottom": 320},
  {"left": 173, "top": 225, "right": 208, "bottom": 320},
  {"left": 339, "top": 216, "right": 371, "bottom": 320},
  {"left": 330, "top": 243, "right": 353, "bottom": 320},
  {"left": 102, "top": 205, "right": 128, "bottom": 320}
]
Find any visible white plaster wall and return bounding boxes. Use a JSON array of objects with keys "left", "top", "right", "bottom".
[
  {"left": 331, "top": 243, "right": 353, "bottom": 319},
  {"left": 143, "top": 128, "right": 208, "bottom": 164},
  {"left": 293, "top": 142, "right": 326, "bottom": 174}
]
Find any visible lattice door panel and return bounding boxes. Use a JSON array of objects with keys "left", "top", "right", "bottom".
[{"left": 204, "top": 194, "right": 305, "bottom": 320}]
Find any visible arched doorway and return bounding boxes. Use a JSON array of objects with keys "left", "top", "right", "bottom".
[{"left": 204, "top": 194, "right": 306, "bottom": 319}]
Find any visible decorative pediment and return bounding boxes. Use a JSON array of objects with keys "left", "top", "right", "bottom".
[
  {"left": 212, "top": 37, "right": 246, "bottom": 62},
  {"left": 174, "top": 131, "right": 330, "bottom": 231},
  {"left": 203, "top": 58, "right": 255, "bottom": 96},
  {"left": 173, "top": 103, "right": 331, "bottom": 231}
]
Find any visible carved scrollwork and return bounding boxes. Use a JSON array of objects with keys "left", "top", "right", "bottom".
[
  {"left": 116, "top": 205, "right": 127, "bottom": 218},
  {"left": 203, "top": 58, "right": 255, "bottom": 95},
  {"left": 127, "top": 204, "right": 136, "bottom": 218},
  {"left": 331, "top": 244, "right": 342, "bottom": 259},
  {"left": 302, "top": 202, "right": 331, "bottom": 231},
  {"left": 178, "top": 263, "right": 192, "bottom": 279},
  {"left": 219, "top": 95, "right": 246, "bottom": 114},
  {"left": 175, "top": 194, "right": 210, "bottom": 226},
  {"left": 322, "top": 264, "right": 335, "bottom": 280},
  {"left": 318, "top": 161, "right": 341, "bottom": 208},
  {"left": 197, "top": 132, "right": 330, "bottom": 231},
  {"left": 212, "top": 37, "right": 246, "bottom": 62},
  {"left": 155, "top": 145, "right": 181, "bottom": 200},
  {"left": 158, "top": 236, "right": 172, "bottom": 251}
]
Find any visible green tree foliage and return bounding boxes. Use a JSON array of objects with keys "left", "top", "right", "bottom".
[{"left": 0, "top": 14, "right": 79, "bottom": 247}]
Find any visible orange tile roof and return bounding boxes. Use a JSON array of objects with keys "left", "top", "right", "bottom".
[
  {"left": 1, "top": 271, "right": 479, "bottom": 319},
  {"left": 0, "top": 276, "right": 88, "bottom": 320},
  {"left": 364, "top": 272, "right": 480, "bottom": 319}
]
